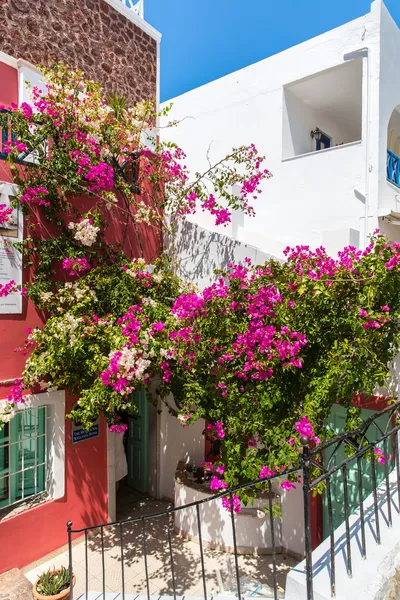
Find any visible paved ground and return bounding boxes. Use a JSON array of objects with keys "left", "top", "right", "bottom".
[
  {"left": 24, "top": 485, "right": 296, "bottom": 599},
  {"left": 0, "top": 568, "right": 32, "bottom": 600}
]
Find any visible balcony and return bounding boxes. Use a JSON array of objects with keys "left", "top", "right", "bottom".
[
  {"left": 387, "top": 148, "right": 400, "bottom": 188},
  {"left": 282, "top": 59, "right": 363, "bottom": 160}
]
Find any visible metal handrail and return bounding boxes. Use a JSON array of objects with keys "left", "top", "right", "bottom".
[{"left": 66, "top": 400, "right": 400, "bottom": 600}]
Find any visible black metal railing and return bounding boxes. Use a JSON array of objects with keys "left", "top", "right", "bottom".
[
  {"left": 67, "top": 401, "right": 400, "bottom": 600},
  {"left": 301, "top": 400, "right": 400, "bottom": 599}
]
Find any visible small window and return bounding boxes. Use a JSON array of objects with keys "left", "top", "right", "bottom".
[
  {"left": 316, "top": 131, "right": 332, "bottom": 151},
  {"left": 0, "top": 406, "right": 47, "bottom": 508},
  {"left": 0, "top": 109, "right": 16, "bottom": 159}
]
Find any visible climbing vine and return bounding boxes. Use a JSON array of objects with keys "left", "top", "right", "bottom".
[{"left": 1, "top": 65, "right": 398, "bottom": 507}]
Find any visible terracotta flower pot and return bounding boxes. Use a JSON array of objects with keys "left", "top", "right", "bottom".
[{"left": 32, "top": 572, "right": 76, "bottom": 600}]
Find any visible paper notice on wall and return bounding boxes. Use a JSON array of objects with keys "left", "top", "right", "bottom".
[{"left": 0, "top": 182, "right": 23, "bottom": 314}]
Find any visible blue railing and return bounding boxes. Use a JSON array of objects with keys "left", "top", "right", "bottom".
[{"left": 387, "top": 148, "right": 400, "bottom": 188}]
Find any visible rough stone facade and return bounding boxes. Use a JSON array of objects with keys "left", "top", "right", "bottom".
[{"left": 0, "top": 0, "right": 157, "bottom": 106}]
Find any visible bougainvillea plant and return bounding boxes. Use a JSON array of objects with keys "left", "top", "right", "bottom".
[
  {"left": 0, "top": 62, "right": 270, "bottom": 430},
  {"left": 160, "top": 234, "right": 400, "bottom": 499},
  {"left": 1, "top": 64, "right": 398, "bottom": 510}
]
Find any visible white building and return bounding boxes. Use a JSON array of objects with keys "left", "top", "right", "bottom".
[
  {"left": 162, "top": 0, "right": 400, "bottom": 259},
  {"left": 159, "top": 3, "right": 400, "bottom": 598}
]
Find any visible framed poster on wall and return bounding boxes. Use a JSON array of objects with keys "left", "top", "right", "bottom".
[{"left": 0, "top": 182, "right": 23, "bottom": 314}]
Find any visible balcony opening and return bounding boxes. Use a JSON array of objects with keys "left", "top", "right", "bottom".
[
  {"left": 387, "top": 107, "right": 400, "bottom": 188},
  {"left": 282, "top": 59, "right": 363, "bottom": 159}
]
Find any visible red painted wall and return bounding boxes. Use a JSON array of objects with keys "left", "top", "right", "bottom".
[
  {"left": 0, "top": 61, "right": 18, "bottom": 109},
  {"left": 0, "top": 60, "right": 17, "bottom": 186},
  {"left": 0, "top": 392, "right": 108, "bottom": 572},
  {"left": 0, "top": 60, "right": 162, "bottom": 572}
]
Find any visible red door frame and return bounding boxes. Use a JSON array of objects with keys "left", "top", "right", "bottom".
[{"left": 310, "top": 394, "right": 390, "bottom": 549}]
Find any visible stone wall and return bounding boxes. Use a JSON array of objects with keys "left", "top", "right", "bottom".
[{"left": 0, "top": 0, "right": 157, "bottom": 106}]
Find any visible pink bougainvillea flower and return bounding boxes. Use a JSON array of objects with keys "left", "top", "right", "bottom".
[
  {"left": 109, "top": 423, "right": 128, "bottom": 433},
  {"left": 281, "top": 480, "right": 296, "bottom": 491},
  {"left": 295, "top": 416, "right": 320, "bottom": 445},
  {"left": 259, "top": 466, "right": 276, "bottom": 480},
  {"left": 221, "top": 494, "right": 241, "bottom": 513},
  {"left": 0, "top": 204, "right": 13, "bottom": 227},
  {"left": 210, "top": 475, "right": 228, "bottom": 491},
  {"left": 374, "top": 447, "right": 391, "bottom": 465},
  {"left": 200, "top": 461, "right": 213, "bottom": 473},
  {"left": 62, "top": 257, "right": 91, "bottom": 276},
  {"left": 0, "top": 280, "right": 18, "bottom": 297},
  {"left": 6, "top": 379, "right": 25, "bottom": 404}
]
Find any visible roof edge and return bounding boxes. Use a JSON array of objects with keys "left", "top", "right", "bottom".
[{"left": 104, "top": 0, "right": 161, "bottom": 42}]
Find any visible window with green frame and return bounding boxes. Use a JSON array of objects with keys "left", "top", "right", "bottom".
[{"left": 0, "top": 406, "right": 47, "bottom": 508}]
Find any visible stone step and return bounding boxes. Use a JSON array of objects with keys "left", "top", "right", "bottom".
[{"left": 0, "top": 568, "right": 33, "bottom": 600}]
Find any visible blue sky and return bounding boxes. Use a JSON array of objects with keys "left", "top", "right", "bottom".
[{"left": 145, "top": 0, "right": 400, "bottom": 102}]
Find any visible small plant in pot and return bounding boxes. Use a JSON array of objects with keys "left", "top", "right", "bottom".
[{"left": 33, "top": 566, "right": 76, "bottom": 600}]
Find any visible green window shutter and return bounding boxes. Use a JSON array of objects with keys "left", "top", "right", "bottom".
[
  {"left": 36, "top": 407, "right": 46, "bottom": 494},
  {"left": 0, "top": 407, "right": 46, "bottom": 508},
  {"left": 9, "top": 411, "right": 22, "bottom": 504},
  {"left": 0, "top": 424, "right": 10, "bottom": 509}
]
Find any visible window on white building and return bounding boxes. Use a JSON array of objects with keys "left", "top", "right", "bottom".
[
  {"left": 282, "top": 59, "right": 363, "bottom": 159},
  {"left": 0, "top": 406, "right": 47, "bottom": 508}
]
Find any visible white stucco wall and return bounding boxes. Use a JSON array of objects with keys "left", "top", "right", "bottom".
[
  {"left": 285, "top": 466, "right": 400, "bottom": 600},
  {"left": 170, "top": 219, "right": 278, "bottom": 287},
  {"left": 174, "top": 482, "right": 282, "bottom": 553},
  {"left": 376, "top": 2, "right": 400, "bottom": 233},
  {"left": 280, "top": 479, "right": 305, "bottom": 558},
  {"left": 159, "top": 396, "right": 205, "bottom": 500},
  {"left": 160, "top": 1, "right": 400, "bottom": 255},
  {"left": 156, "top": 222, "right": 280, "bottom": 502}
]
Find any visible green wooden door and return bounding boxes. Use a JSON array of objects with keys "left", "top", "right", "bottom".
[
  {"left": 323, "top": 405, "right": 393, "bottom": 538},
  {"left": 127, "top": 389, "right": 149, "bottom": 494}
]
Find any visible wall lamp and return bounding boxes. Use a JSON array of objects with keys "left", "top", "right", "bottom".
[{"left": 310, "top": 127, "right": 322, "bottom": 141}]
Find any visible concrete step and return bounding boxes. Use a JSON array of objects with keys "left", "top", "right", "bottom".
[{"left": 0, "top": 568, "right": 32, "bottom": 600}]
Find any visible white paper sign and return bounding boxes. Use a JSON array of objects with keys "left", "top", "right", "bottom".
[{"left": 0, "top": 182, "right": 23, "bottom": 314}]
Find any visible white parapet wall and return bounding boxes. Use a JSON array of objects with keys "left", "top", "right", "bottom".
[
  {"left": 285, "top": 467, "right": 400, "bottom": 600},
  {"left": 174, "top": 481, "right": 282, "bottom": 554}
]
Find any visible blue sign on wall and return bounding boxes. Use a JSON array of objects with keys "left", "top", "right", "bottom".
[
  {"left": 72, "top": 424, "right": 99, "bottom": 444},
  {"left": 71, "top": 403, "right": 100, "bottom": 444}
]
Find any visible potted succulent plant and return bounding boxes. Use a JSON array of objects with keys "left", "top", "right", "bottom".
[{"left": 32, "top": 566, "right": 76, "bottom": 600}]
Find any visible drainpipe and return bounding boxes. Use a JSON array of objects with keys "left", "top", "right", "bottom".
[{"left": 343, "top": 48, "right": 370, "bottom": 249}]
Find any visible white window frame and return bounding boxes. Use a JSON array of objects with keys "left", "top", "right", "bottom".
[{"left": 0, "top": 390, "right": 65, "bottom": 504}]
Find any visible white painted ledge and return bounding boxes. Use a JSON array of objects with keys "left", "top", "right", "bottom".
[
  {"left": 282, "top": 140, "right": 362, "bottom": 163},
  {"left": 285, "top": 468, "right": 400, "bottom": 600},
  {"left": 104, "top": 0, "right": 161, "bottom": 41},
  {"left": 174, "top": 481, "right": 282, "bottom": 554}
]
